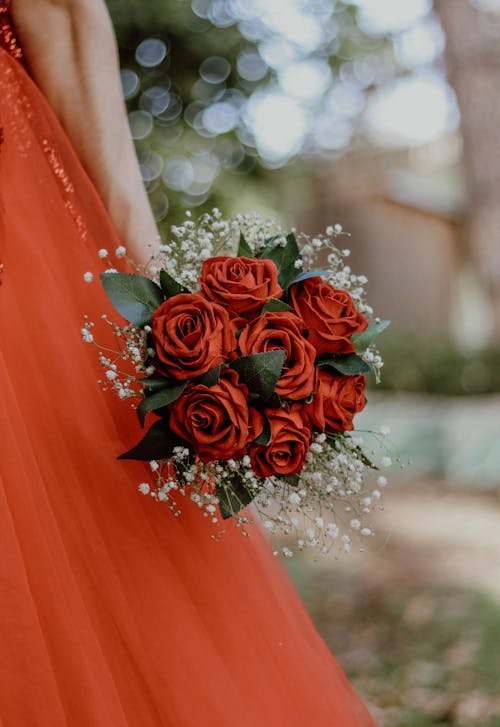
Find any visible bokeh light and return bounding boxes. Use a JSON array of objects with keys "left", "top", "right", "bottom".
[
  {"left": 119, "top": 0, "right": 459, "bottom": 209},
  {"left": 135, "top": 38, "right": 168, "bottom": 68}
]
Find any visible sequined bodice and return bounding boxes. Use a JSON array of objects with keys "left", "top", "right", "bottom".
[{"left": 0, "top": 0, "right": 23, "bottom": 62}]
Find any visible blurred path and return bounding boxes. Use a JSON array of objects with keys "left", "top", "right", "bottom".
[
  {"left": 362, "top": 483, "right": 500, "bottom": 602},
  {"left": 358, "top": 394, "right": 500, "bottom": 489}
]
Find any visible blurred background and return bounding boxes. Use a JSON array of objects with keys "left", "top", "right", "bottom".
[{"left": 106, "top": 1, "right": 500, "bottom": 723}]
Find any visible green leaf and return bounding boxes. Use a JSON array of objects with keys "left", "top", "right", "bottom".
[
  {"left": 279, "top": 264, "right": 301, "bottom": 290},
  {"left": 316, "top": 353, "right": 371, "bottom": 375},
  {"left": 196, "top": 365, "right": 222, "bottom": 387},
  {"left": 215, "top": 475, "right": 255, "bottom": 519},
  {"left": 258, "top": 233, "right": 300, "bottom": 275},
  {"left": 264, "top": 392, "right": 285, "bottom": 409},
  {"left": 230, "top": 350, "right": 285, "bottom": 400},
  {"left": 137, "top": 382, "right": 187, "bottom": 421},
  {"left": 351, "top": 319, "right": 391, "bottom": 352},
  {"left": 253, "top": 413, "right": 271, "bottom": 446},
  {"left": 289, "top": 269, "right": 331, "bottom": 287},
  {"left": 100, "top": 272, "right": 163, "bottom": 327},
  {"left": 118, "top": 419, "right": 184, "bottom": 461},
  {"left": 261, "top": 298, "right": 293, "bottom": 314},
  {"left": 159, "top": 270, "right": 189, "bottom": 298},
  {"left": 140, "top": 373, "right": 172, "bottom": 391},
  {"left": 280, "top": 474, "right": 300, "bottom": 487},
  {"left": 237, "top": 232, "right": 254, "bottom": 258}
]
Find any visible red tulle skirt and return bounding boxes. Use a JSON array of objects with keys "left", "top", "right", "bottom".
[{"left": 0, "top": 44, "right": 376, "bottom": 726}]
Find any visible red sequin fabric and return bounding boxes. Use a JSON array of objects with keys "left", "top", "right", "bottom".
[{"left": 0, "top": 0, "right": 23, "bottom": 62}]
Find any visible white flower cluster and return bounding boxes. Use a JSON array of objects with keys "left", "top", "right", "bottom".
[
  {"left": 252, "top": 429, "right": 390, "bottom": 557},
  {"left": 141, "top": 208, "right": 238, "bottom": 290}
]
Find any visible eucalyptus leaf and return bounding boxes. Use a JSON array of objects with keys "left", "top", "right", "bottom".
[
  {"left": 351, "top": 319, "right": 391, "bottom": 352},
  {"left": 137, "top": 382, "right": 187, "bottom": 421},
  {"left": 237, "top": 231, "right": 254, "bottom": 258},
  {"left": 216, "top": 475, "right": 255, "bottom": 519},
  {"left": 100, "top": 272, "right": 163, "bottom": 327},
  {"left": 159, "top": 270, "right": 189, "bottom": 298},
  {"left": 261, "top": 298, "right": 293, "bottom": 314},
  {"left": 316, "top": 353, "right": 371, "bottom": 375},
  {"left": 289, "top": 269, "right": 331, "bottom": 287},
  {"left": 117, "top": 419, "right": 184, "bottom": 461},
  {"left": 230, "top": 350, "right": 285, "bottom": 400}
]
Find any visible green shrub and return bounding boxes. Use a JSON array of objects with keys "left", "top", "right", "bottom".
[{"left": 371, "top": 334, "right": 500, "bottom": 396}]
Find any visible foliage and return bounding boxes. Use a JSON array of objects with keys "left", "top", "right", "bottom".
[
  {"left": 284, "top": 555, "right": 500, "bottom": 726},
  {"left": 105, "top": 0, "right": 395, "bottom": 223},
  {"left": 373, "top": 334, "right": 500, "bottom": 396}
]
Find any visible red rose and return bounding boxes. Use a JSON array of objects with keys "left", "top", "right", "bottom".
[
  {"left": 238, "top": 312, "right": 316, "bottom": 400},
  {"left": 169, "top": 369, "right": 263, "bottom": 461},
  {"left": 250, "top": 407, "right": 311, "bottom": 478},
  {"left": 151, "top": 293, "right": 235, "bottom": 380},
  {"left": 199, "top": 256, "right": 283, "bottom": 317},
  {"left": 314, "top": 368, "right": 366, "bottom": 432},
  {"left": 289, "top": 277, "right": 367, "bottom": 355}
]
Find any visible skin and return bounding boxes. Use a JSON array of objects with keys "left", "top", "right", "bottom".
[{"left": 11, "top": 0, "right": 160, "bottom": 264}]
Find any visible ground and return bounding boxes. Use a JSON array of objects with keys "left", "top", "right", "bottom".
[{"left": 282, "top": 482, "right": 500, "bottom": 727}]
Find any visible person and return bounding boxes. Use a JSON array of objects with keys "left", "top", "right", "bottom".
[{"left": 0, "top": 1, "right": 378, "bottom": 724}]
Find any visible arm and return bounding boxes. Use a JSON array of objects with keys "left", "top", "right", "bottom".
[{"left": 11, "top": 0, "right": 159, "bottom": 263}]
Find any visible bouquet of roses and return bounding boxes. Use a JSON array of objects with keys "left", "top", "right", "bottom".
[{"left": 82, "top": 211, "right": 390, "bottom": 555}]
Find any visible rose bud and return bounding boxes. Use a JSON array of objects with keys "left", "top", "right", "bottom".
[
  {"left": 289, "top": 277, "right": 367, "bottom": 355},
  {"left": 199, "top": 256, "right": 283, "bottom": 317}
]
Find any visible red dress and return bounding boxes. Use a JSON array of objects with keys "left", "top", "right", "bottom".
[{"left": 0, "top": 4, "right": 377, "bottom": 725}]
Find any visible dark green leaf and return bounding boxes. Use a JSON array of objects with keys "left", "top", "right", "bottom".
[
  {"left": 253, "top": 413, "right": 271, "bottom": 446},
  {"left": 230, "top": 350, "right": 285, "bottom": 400},
  {"left": 100, "top": 272, "right": 163, "bottom": 327},
  {"left": 316, "top": 353, "right": 371, "bottom": 375},
  {"left": 351, "top": 319, "right": 391, "bottom": 352},
  {"left": 118, "top": 419, "right": 184, "bottom": 461},
  {"left": 159, "top": 270, "right": 189, "bottom": 298},
  {"left": 280, "top": 474, "right": 300, "bottom": 487},
  {"left": 258, "top": 232, "right": 300, "bottom": 276},
  {"left": 215, "top": 474, "right": 255, "bottom": 519},
  {"left": 196, "top": 365, "right": 222, "bottom": 387},
  {"left": 264, "top": 392, "right": 285, "bottom": 409},
  {"left": 278, "top": 262, "right": 301, "bottom": 290},
  {"left": 237, "top": 232, "right": 254, "bottom": 258},
  {"left": 140, "top": 373, "right": 172, "bottom": 391},
  {"left": 137, "top": 382, "right": 187, "bottom": 421},
  {"left": 261, "top": 298, "right": 293, "bottom": 314},
  {"left": 289, "top": 269, "right": 331, "bottom": 287}
]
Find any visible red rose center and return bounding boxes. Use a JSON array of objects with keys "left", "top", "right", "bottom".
[
  {"left": 273, "top": 446, "right": 292, "bottom": 464},
  {"left": 177, "top": 314, "right": 199, "bottom": 337}
]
